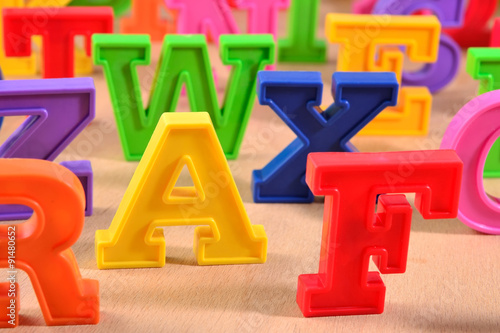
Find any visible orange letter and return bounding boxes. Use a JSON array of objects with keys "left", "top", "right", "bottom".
[{"left": 0, "top": 159, "right": 98, "bottom": 327}]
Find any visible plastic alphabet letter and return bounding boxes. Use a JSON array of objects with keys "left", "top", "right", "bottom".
[
  {"left": 466, "top": 48, "right": 500, "bottom": 178},
  {"left": 278, "top": 0, "right": 326, "bottom": 62},
  {"left": 95, "top": 112, "right": 267, "bottom": 269},
  {"left": 352, "top": 0, "right": 377, "bottom": 14},
  {"left": 121, "top": 0, "right": 175, "bottom": 41},
  {"left": 3, "top": 7, "right": 113, "bottom": 78},
  {"left": 326, "top": 14, "right": 440, "bottom": 135},
  {"left": 467, "top": 48, "right": 500, "bottom": 94},
  {"left": 0, "top": 78, "right": 95, "bottom": 219},
  {"left": 490, "top": 18, "right": 500, "bottom": 47},
  {"left": 0, "top": 159, "right": 99, "bottom": 327},
  {"left": 166, "top": 0, "right": 239, "bottom": 42},
  {"left": 297, "top": 150, "right": 462, "bottom": 317},
  {"left": 0, "top": 1, "right": 94, "bottom": 76},
  {"left": 441, "top": 91, "right": 500, "bottom": 234},
  {"left": 229, "top": 0, "right": 289, "bottom": 36},
  {"left": 445, "top": 0, "right": 497, "bottom": 48},
  {"left": 372, "top": 0, "right": 465, "bottom": 27},
  {"left": 372, "top": 0, "right": 464, "bottom": 93},
  {"left": 26, "top": 0, "right": 94, "bottom": 76},
  {"left": 0, "top": 0, "right": 37, "bottom": 76},
  {"left": 227, "top": 0, "right": 288, "bottom": 70},
  {"left": 70, "top": 0, "right": 131, "bottom": 16},
  {"left": 93, "top": 33, "right": 274, "bottom": 161},
  {"left": 252, "top": 71, "right": 399, "bottom": 203}
]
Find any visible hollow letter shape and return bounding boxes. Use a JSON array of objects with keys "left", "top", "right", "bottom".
[
  {"left": 3, "top": 7, "right": 113, "bottom": 78},
  {"left": 445, "top": 0, "right": 497, "bottom": 48},
  {"left": 326, "top": 14, "right": 440, "bottom": 135},
  {"left": 0, "top": 78, "right": 95, "bottom": 219},
  {"left": 466, "top": 48, "right": 500, "bottom": 178},
  {"left": 0, "top": 159, "right": 99, "bottom": 326},
  {"left": 297, "top": 150, "right": 462, "bottom": 317},
  {"left": 166, "top": 0, "right": 239, "bottom": 43},
  {"left": 121, "top": 0, "right": 175, "bottom": 41},
  {"left": 372, "top": 0, "right": 464, "bottom": 93},
  {"left": 95, "top": 112, "right": 267, "bottom": 269},
  {"left": 0, "top": 0, "right": 36, "bottom": 76},
  {"left": 93, "top": 34, "right": 274, "bottom": 161},
  {"left": 441, "top": 91, "right": 500, "bottom": 234},
  {"left": 252, "top": 71, "right": 399, "bottom": 203},
  {"left": 278, "top": 0, "right": 326, "bottom": 62}
]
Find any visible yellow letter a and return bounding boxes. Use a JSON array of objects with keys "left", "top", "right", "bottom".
[{"left": 95, "top": 112, "right": 267, "bottom": 269}]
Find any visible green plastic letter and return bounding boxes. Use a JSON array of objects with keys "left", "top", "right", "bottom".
[
  {"left": 467, "top": 48, "right": 500, "bottom": 178},
  {"left": 278, "top": 0, "right": 326, "bottom": 63},
  {"left": 93, "top": 34, "right": 275, "bottom": 161}
]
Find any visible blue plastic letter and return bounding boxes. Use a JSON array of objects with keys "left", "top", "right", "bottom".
[{"left": 252, "top": 71, "right": 399, "bottom": 203}]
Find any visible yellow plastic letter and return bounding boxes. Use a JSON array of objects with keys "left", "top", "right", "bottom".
[
  {"left": 326, "top": 14, "right": 441, "bottom": 135},
  {"left": 95, "top": 112, "right": 267, "bottom": 269}
]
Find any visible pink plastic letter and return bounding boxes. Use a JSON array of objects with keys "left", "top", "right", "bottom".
[
  {"left": 165, "top": 0, "right": 239, "bottom": 43},
  {"left": 441, "top": 90, "right": 500, "bottom": 234}
]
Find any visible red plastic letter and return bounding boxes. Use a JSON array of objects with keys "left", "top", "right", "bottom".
[
  {"left": 445, "top": 0, "right": 497, "bottom": 47},
  {"left": 297, "top": 151, "right": 462, "bottom": 317},
  {"left": 0, "top": 159, "right": 99, "bottom": 327},
  {"left": 490, "top": 18, "right": 500, "bottom": 47},
  {"left": 3, "top": 7, "right": 113, "bottom": 78}
]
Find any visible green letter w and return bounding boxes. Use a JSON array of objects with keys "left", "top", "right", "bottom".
[{"left": 93, "top": 34, "right": 275, "bottom": 161}]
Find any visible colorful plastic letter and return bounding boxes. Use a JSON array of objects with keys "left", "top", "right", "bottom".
[
  {"left": 252, "top": 71, "right": 399, "bottom": 203},
  {"left": 25, "top": 0, "right": 94, "bottom": 76},
  {"left": 0, "top": 1, "right": 93, "bottom": 77},
  {"left": 490, "top": 18, "right": 500, "bottom": 47},
  {"left": 3, "top": 7, "right": 113, "bottom": 78},
  {"left": 95, "top": 112, "right": 267, "bottom": 269},
  {"left": 467, "top": 48, "right": 500, "bottom": 96},
  {"left": 0, "top": 0, "right": 37, "bottom": 76},
  {"left": 0, "top": 78, "right": 95, "bottom": 219},
  {"left": 69, "top": 0, "right": 131, "bottom": 16},
  {"left": 166, "top": 0, "right": 239, "bottom": 42},
  {"left": 466, "top": 48, "right": 500, "bottom": 178},
  {"left": 229, "top": 0, "right": 289, "bottom": 36},
  {"left": 121, "top": 0, "right": 175, "bottom": 41},
  {"left": 372, "top": 0, "right": 465, "bottom": 27},
  {"left": 0, "top": 159, "right": 99, "bottom": 326},
  {"left": 297, "top": 150, "right": 462, "bottom": 317},
  {"left": 441, "top": 91, "right": 500, "bottom": 234},
  {"left": 445, "top": 0, "right": 497, "bottom": 48},
  {"left": 93, "top": 34, "right": 274, "bottom": 161},
  {"left": 352, "top": 0, "right": 377, "bottom": 14},
  {"left": 372, "top": 0, "right": 464, "bottom": 93},
  {"left": 278, "top": 0, "right": 326, "bottom": 62},
  {"left": 326, "top": 14, "right": 440, "bottom": 135}
]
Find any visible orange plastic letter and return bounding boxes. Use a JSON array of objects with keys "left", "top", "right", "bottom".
[
  {"left": 0, "top": 159, "right": 99, "bottom": 327},
  {"left": 326, "top": 14, "right": 441, "bottom": 135},
  {"left": 120, "top": 0, "right": 176, "bottom": 41}
]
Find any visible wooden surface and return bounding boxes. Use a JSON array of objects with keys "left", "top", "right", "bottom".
[{"left": 3, "top": 1, "right": 500, "bottom": 332}]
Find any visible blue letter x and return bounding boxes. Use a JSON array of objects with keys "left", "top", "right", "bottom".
[{"left": 252, "top": 71, "right": 399, "bottom": 203}]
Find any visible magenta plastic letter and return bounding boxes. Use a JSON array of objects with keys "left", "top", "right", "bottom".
[
  {"left": 165, "top": 0, "right": 239, "bottom": 43},
  {"left": 441, "top": 91, "right": 500, "bottom": 234}
]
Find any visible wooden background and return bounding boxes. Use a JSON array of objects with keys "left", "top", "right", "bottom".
[{"left": 2, "top": 0, "right": 500, "bottom": 332}]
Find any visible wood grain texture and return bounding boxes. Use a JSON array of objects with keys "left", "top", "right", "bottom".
[{"left": 1, "top": 1, "right": 500, "bottom": 332}]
